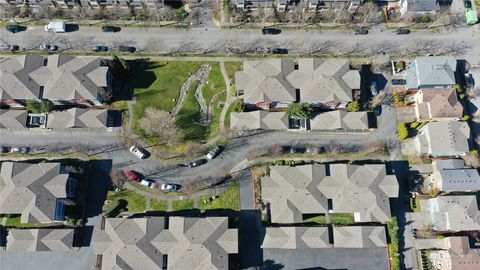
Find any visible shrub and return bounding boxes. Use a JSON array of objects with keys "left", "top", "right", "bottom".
[
  {"left": 26, "top": 99, "right": 55, "bottom": 113},
  {"left": 285, "top": 102, "right": 312, "bottom": 119},
  {"left": 410, "top": 121, "right": 420, "bottom": 129},
  {"left": 347, "top": 101, "right": 360, "bottom": 112},
  {"left": 40, "top": 100, "right": 54, "bottom": 112},
  {"left": 397, "top": 122, "right": 408, "bottom": 140},
  {"left": 274, "top": 160, "right": 285, "bottom": 166},
  {"left": 416, "top": 121, "right": 428, "bottom": 130},
  {"left": 102, "top": 200, "right": 122, "bottom": 217},
  {"left": 232, "top": 99, "right": 244, "bottom": 112},
  {"left": 461, "top": 115, "right": 470, "bottom": 121},
  {"left": 459, "top": 94, "right": 465, "bottom": 99}
]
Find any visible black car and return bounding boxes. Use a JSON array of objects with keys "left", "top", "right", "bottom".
[
  {"left": 19, "top": 147, "right": 30, "bottom": 154},
  {"left": 185, "top": 159, "right": 207, "bottom": 168},
  {"left": 102, "top": 25, "right": 121, "bottom": 33},
  {"left": 464, "top": 0, "right": 472, "bottom": 8},
  {"left": 374, "top": 105, "right": 382, "bottom": 116},
  {"left": 119, "top": 46, "right": 136, "bottom": 53},
  {"left": 353, "top": 29, "right": 368, "bottom": 35},
  {"left": 395, "top": 29, "right": 411, "bottom": 35},
  {"left": 40, "top": 44, "right": 58, "bottom": 52},
  {"left": 0, "top": 146, "right": 8, "bottom": 153},
  {"left": 5, "top": 24, "right": 26, "bottom": 33},
  {"left": 272, "top": 48, "right": 288, "bottom": 54},
  {"left": 262, "top": 28, "right": 281, "bottom": 35},
  {"left": 206, "top": 146, "right": 224, "bottom": 159},
  {"left": 392, "top": 79, "right": 406, "bottom": 85},
  {"left": 92, "top": 45, "right": 109, "bottom": 52}
]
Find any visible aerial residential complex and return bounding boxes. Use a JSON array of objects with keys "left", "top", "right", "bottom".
[{"left": 0, "top": 1, "right": 479, "bottom": 270}]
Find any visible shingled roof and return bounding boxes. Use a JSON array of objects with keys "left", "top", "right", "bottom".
[
  {"left": 415, "top": 120, "right": 470, "bottom": 157},
  {"left": 0, "top": 162, "right": 71, "bottom": 223},
  {"left": 287, "top": 58, "right": 360, "bottom": 102},
  {"left": 333, "top": 226, "right": 387, "bottom": 248},
  {"left": 235, "top": 59, "right": 296, "bottom": 104},
  {"left": 262, "top": 227, "right": 330, "bottom": 249},
  {"left": 236, "top": 58, "right": 360, "bottom": 104},
  {"left": 416, "top": 89, "right": 463, "bottom": 120},
  {"left": 0, "top": 109, "right": 28, "bottom": 129},
  {"left": 406, "top": 56, "right": 456, "bottom": 89},
  {"left": 46, "top": 108, "right": 108, "bottom": 129},
  {"left": 6, "top": 228, "right": 74, "bottom": 252},
  {"left": 431, "top": 159, "right": 480, "bottom": 192},
  {"left": 408, "top": 195, "right": 480, "bottom": 231},
  {"left": 92, "top": 216, "right": 238, "bottom": 270},
  {"left": 310, "top": 111, "right": 369, "bottom": 130},
  {"left": 0, "top": 55, "right": 109, "bottom": 100},
  {"left": 230, "top": 111, "right": 289, "bottom": 130},
  {"left": 261, "top": 164, "right": 398, "bottom": 224}
]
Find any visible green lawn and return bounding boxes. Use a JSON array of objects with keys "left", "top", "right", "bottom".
[
  {"left": 107, "top": 190, "right": 146, "bottom": 213},
  {"left": 304, "top": 214, "right": 354, "bottom": 224},
  {"left": 175, "top": 80, "right": 209, "bottom": 141},
  {"left": 150, "top": 199, "right": 169, "bottom": 212},
  {"left": 204, "top": 63, "right": 227, "bottom": 139},
  {"left": 172, "top": 199, "right": 195, "bottom": 211},
  {"left": 224, "top": 99, "right": 242, "bottom": 129},
  {"left": 199, "top": 182, "right": 240, "bottom": 212},
  {"left": 132, "top": 61, "right": 203, "bottom": 131},
  {"left": 224, "top": 62, "right": 243, "bottom": 96},
  {"left": 476, "top": 0, "right": 480, "bottom": 12},
  {"left": 388, "top": 217, "right": 400, "bottom": 270},
  {"left": 2, "top": 215, "right": 37, "bottom": 228}
]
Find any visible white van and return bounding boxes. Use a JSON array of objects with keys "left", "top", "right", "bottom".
[{"left": 45, "top": 22, "right": 65, "bottom": 33}]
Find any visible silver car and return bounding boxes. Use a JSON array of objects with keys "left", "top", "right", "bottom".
[{"left": 129, "top": 146, "right": 147, "bottom": 159}]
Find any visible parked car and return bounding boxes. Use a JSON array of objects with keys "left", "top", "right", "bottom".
[
  {"left": 19, "top": 147, "right": 30, "bottom": 154},
  {"left": 392, "top": 79, "right": 406, "bottom": 85},
  {"left": 0, "top": 146, "right": 8, "bottom": 153},
  {"left": 44, "top": 21, "right": 65, "bottom": 33},
  {"left": 272, "top": 48, "right": 288, "bottom": 54},
  {"left": 10, "top": 147, "right": 20, "bottom": 153},
  {"left": 225, "top": 47, "right": 240, "bottom": 54},
  {"left": 140, "top": 179, "right": 155, "bottom": 189},
  {"left": 124, "top": 170, "right": 141, "bottom": 182},
  {"left": 185, "top": 159, "right": 207, "bottom": 168},
  {"left": 119, "top": 46, "right": 136, "bottom": 53},
  {"left": 102, "top": 25, "right": 121, "bottom": 32},
  {"left": 395, "top": 29, "right": 411, "bottom": 35},
  {"left": 262, "top": 28, "right": 281, "bottom": 35},
  {"left": 92, "top": 45, "right": 108, "bottom": 52},
  {"left": 374, "top": 105, "right": 382, "bottom": 116},
  {"left": 5, "top": 24, "right": 26, "bottom": 33},
  {"left": 129, "top": 146, "right": 148, "bottom": 159},
  {"left": 40, "top": 44, "right": 59, "bottom": 52},
  {"left": 464, "top": 0, "right": 472, "bottom": 8},
  {"left": 160, "top": 183, "right": 180, "bottom": 192},
  {"left": 353, "top": 29, "right": 368, "bottom": 35},
  {"left": 0, "top": 44, "right": 19, "bottom": 52},
  {"left": 206, "top": 146, "right": 223, "bottom": 159}
]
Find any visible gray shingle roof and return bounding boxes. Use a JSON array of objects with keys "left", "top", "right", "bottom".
[
  {"left": 46, "top": 108, "right": 108, "bottom": 129},
  {"left": 310, "top": 111, "right": 369, "bottom": 130},
  {"left": 236, "top": 59, "right": 296, "bottom": 104},
  {"left": 262, "top": 227, "right": 330, "bottom": 249},
  {"left": 92, "top": 216, "right": 238, "bottom": 270},
  {"left": 6, "top": 229, "right": 74, "bottom": 252},
  {"left": 230, "top": 111, "right": 289, "bottom": 130},
  {"left": 409, "top": 195, "right": 480, "bottom": 231},
  {"left": 262, "top": 164, "right": 399, "bottom": 224},
  {"left": 236, "top": 58, "right": 360, "bottom": 104},
  {"left": 405, "top": 56, "right": 456, "bottom": 89},
  {"left": 287, "top": 59, "right": 360, "bottom": 102},
  {"left": 0, "top": 109, "right": 28, "bottom": 129},
  {"left": 333, "top": 226, "right": 387, "bottom": 248},
  {"left": 0, "top": 55, "right": 109, "bottom": 100},
  {"left": 0, "top": 162, "right": 70, "bottom": 223},
  {"left": 415, "top": 121, "right": 470, "bottom": 157}
]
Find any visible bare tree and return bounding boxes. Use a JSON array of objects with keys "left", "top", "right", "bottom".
[
  {"left": 357, "top": 2, "right": 378, "bottom": 27},
  {"left": 467, "top": 87, "right": 480, "bottom": 99},
  {"left": 110, "top": 170, "right": 127, "bottom": 189},
  {"left": 369, "top": 91, "right": 388, "bottom": 108},
  {"left": 463, "top": 151, "right": 480, "bottom": 168},
  {"left": 139, "top": 107, "right": 180, "bottom": 145},
  {"left": 289, "top": 2, "right": 312, "bottom": 29}
]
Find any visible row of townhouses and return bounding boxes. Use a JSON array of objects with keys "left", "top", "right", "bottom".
[{"left": 0, "top": 0, "right": 169, "bottom": 9}]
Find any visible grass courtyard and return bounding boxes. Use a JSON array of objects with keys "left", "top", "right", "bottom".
[
  {"left": 198, "top": 182, "right": 240, "bottom": 212},
  {"left": 132, "top": 61, "right": 228, "bottom": 147},
  {"left": 303, "top": 214, "right": 354, "bottom": 225}
]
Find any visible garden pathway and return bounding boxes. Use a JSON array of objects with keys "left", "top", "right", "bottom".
[
  {"left": 193, "top": 65, "right": 211, "bottom": 125},
  {"left": 218, "top": 61, "right": 239, "bottom": 135}
]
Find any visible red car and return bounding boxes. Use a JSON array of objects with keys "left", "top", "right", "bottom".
[{"left": 124, "top": 170, "right": 141, "bottom": 182}]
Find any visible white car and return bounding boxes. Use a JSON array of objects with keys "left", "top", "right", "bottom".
[
  {"left": 129, "top": 146, "right": 147, "bottom": 159},
  {"left": 160, "top": 183, "right": 180, "bottom": 192},
  {"left": 140, "top": 179, "right": 155, "bottom": 189}
]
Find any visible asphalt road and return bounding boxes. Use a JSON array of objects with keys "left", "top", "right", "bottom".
[{"left": 1, "top": 25, "right": 479, "bottom": 63}]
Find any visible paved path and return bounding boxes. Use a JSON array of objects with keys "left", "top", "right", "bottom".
[{"left": 219, "top": 61, "right": 238, "bottom": 135}]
